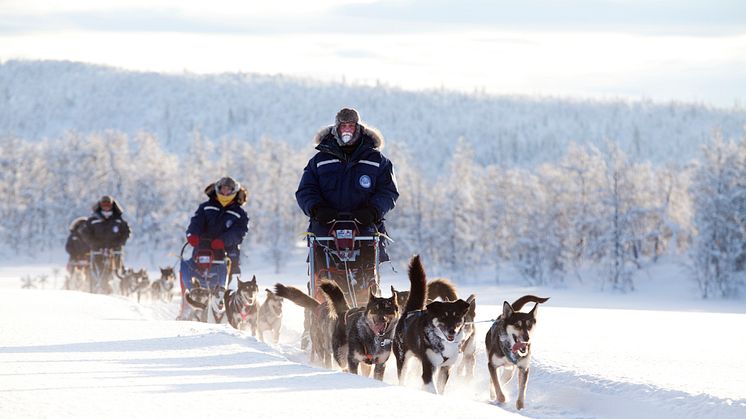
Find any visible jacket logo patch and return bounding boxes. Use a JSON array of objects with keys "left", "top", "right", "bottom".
[
  {"left": 226, "top": 220, "right": 234, "bottom": 229},
  {"left": 359, "top": 174, "right": 372, "bottom": 189},
  {"left": 112, "top": 226, "right": 120, "bottom": 233}
]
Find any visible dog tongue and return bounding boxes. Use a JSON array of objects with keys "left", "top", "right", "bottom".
[
  {"left": 512, "top": 342, "right": 527, "bottom": 353},
  {"left": 372, "top": 322, "right": 386, "bottom": 334}
]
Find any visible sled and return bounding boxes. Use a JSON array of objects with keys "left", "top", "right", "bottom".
[
  {"left": 178, "top": 240, "right": 231, "bottom": 293},
  {"left": 307, "top": 217, "right": 382, "bottom": 308},
  {"left": 88, "top": 248, "right": 123, "bottom": 294}
]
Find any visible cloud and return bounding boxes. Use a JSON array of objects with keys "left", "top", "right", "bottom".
[
  {"left": 3, "top": 1, "right": 743, "bottom": 37},
  {"left": 334, "top": 0, "right": 746, "bottom": 36}
]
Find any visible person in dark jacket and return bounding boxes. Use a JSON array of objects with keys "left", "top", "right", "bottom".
[
  {"left": 65, "top": 216, "right": 90, "bottom": 274},
  {"left": 296, "top": 107, "right": 399, "bottom": 297},
  {"left": 182, "top": 176, "right": 249, "bottom": 280},
  {"left": 80, "top": 195, "right": 131, "bottom": 293},
  {"left": 80, "top": 195, "right": 131, "bottom": 251}
]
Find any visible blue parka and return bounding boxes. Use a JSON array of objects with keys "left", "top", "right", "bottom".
[
  {"left": 186, "top": 184, "right": 249, "bottom": 274},
  {"left": 296, "top": 124, "right": 399, "bottom": 260}
]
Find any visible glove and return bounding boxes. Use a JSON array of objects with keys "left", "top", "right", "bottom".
[
  {"left": 187, "top": 234, "right": 200, "bottom": 247},
  {"left": 311, "top": 203, "right": 338, "bottom": 224},
  {"left": 210, "top": 239, "right": 225, "bottom": 250},
  {"left": 352, "top": 205, "right": 378, "bottom": 225}
]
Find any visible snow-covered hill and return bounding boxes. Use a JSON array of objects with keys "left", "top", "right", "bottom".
[{"left": 2, "top": 60, "right": 745, "bottom": 172}]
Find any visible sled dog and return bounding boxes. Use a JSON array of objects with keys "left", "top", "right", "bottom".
[
  {"left": 274, "top": 283, "right": 335, "bottom": 368},
  {"left": 393, "top": 255, "right": 470, "bottom": 394},
  {"left": 257, "top": 288, "right": 283, "bottom": 343},
  {"left": 118, "top": 268, "right": 149, "bottom": 300},
  {"left": 184, "top": 284, "right": 211, "bottom": 322},
  {"left": 485, "top": 295, "right": 549, "bottom": 410},
  {"left": 320, "top": 281, "right": 399, "bottom": 380},
  {"left": 209, "top": 285, "right": 227, "bottom": 324},
  {"left": 151, "top": 267, "right": 176, "bottom": 302},
  {"left": 391, "top": 285, "right": 409, "bottom": 309},
  {"left": 224, "top": 276, "right": 259, "bottom": 334},
  {"left": 426, "top": 278, "right": 477, "bottom": 380}
]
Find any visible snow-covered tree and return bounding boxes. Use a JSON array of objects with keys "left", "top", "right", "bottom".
[{"left": 689, "top": 134, "right": 746, "bottom": 298}]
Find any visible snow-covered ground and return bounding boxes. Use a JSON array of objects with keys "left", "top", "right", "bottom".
[{"left": 1, "top": 257, "right": 745, "bottom": 419}]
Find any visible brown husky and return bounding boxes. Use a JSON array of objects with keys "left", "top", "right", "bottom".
[
  {"left": 485, "top": 295, "right": 549, "bottom": 410},
  {"left": 320, "top": 280, "right": 399, "bottom": 380},
  {"left": 274, "top": 283, "right": 335, "bottom": 368},
  {"left": 257, "top": 289, "right": 283, "bottom": 343}
]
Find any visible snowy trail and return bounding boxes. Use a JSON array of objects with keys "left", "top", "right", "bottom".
[
  {"left": 2, "top": 267, "right": 746, "bottom": 418},
  {"left": 0, "top": 289, "right": 517, "bottom": 419}
]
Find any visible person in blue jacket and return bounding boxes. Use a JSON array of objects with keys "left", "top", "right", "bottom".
[
  {"left": 179, "top": 176, "right": 249, "bottom": 318},
  {"left": 296, "top": 107, "right": 399, "bottom": 291}
]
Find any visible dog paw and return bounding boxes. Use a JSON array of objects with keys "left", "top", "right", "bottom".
[{"left": 516, "top": 400, "right": 524, "bottom": 410}]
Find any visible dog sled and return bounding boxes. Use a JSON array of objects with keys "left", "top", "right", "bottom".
[
  {"left": 88, "top": 248, "right": 124, "bottom": 294},
  {"left": 307, "top": 216, "right": 382, "bottom": 308},
  {"left": 178, "top": 240, "right": 231, "bottom": 321}
]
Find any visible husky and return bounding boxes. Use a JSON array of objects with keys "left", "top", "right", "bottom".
[
  {"left": 426, "top": 278, "right": 478, "bottom": 380},
  {"left": 184, "top": 284, "right": 211, "bottom": 322},
  {"left": 224, "top": 276, "right": 259, "bottom": 334},
  {"left": 118, "top": 268, "right": 149, "bottom": 301},
  {"left": 151, "top": 267, "right": 176, "bottom": 302},
  {"left": 485, "top": 295, "right": 549, "bottom": 410},
  {"left": 320, "top": 281, "right": 399, "bottom": 380},
  {"left": 391, "top": 285, "right": 409, "bottom": 308},
  {"left": 208, "top": 285, "right": 227, "bottom": 324},
  {"left": 393, "top": 255, "right": 471, "bottom": 394},
  {"left": 257, "top": 289, "right": 283, "bottom": 343},
  {"left": 274, "top": 283, "right": 335, "bottom": 368}
]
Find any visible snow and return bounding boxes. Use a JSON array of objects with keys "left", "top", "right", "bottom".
[{"left": 1, "top": 259, "right": 745, "bottom": 419}]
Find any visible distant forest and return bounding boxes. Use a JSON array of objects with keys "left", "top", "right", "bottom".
[{"left": 1, "top": 60, "right": 745, "bottom": 297}]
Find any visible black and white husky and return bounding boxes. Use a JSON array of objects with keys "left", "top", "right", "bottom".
[
  {"left": 208, "top": 285, "right": 227, "bottom": 324},
  {"left": 184, "top": 284, "right": 211, "bottom": 322},
  {"left": 485, "top": 294, "right": 549, "bottom": 410},
  {"left": 257, "top": 288, "right": 283, "bottom": 343},
  {"left": 224, "top": 276, "right": 259, "bottom": 334},
  {"left": 151, "top": 267, "right": 176, "bottom": 302},
  {"left": 320, "top": 281, "right": 399, "bottom": 380},
  {"left": 393, "top": 255, "right": 470, "bottom": 394},
  {"left": 426, "top": 278, "right": 477, "bottom": 380}
]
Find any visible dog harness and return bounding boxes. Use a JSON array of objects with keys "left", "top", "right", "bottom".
[
  {"left": 229, "top": 290, "right": 257, "bottom": 322},
  {"left": 362, "top": 335, "right": 393, "bottom": 364},
  {"left": 401, "top": 310, "right": 425, "bottom": 336},
  {"left": 493, "top": 317, "right": 521, "bottom": 365}
]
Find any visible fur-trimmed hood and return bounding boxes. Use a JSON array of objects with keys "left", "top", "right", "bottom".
[
  {"left": 91, "top": 198, "right": 124, "bottom": 217},
  {"left": 313, "top": 124, "right": 385, "bottom": 150},
  {"left": 203, "top": 183, "right": 248, "bottom": 206},
  {"left": 68, "top": 216, "right": 88, "bottom": 232}
]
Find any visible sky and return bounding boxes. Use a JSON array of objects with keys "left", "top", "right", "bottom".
[
  {"left": 1, "top": 257, "right": 745, "bottom": 419},
  {"left": 1, "top": 0, "right": 745, "bottom": 107}
]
